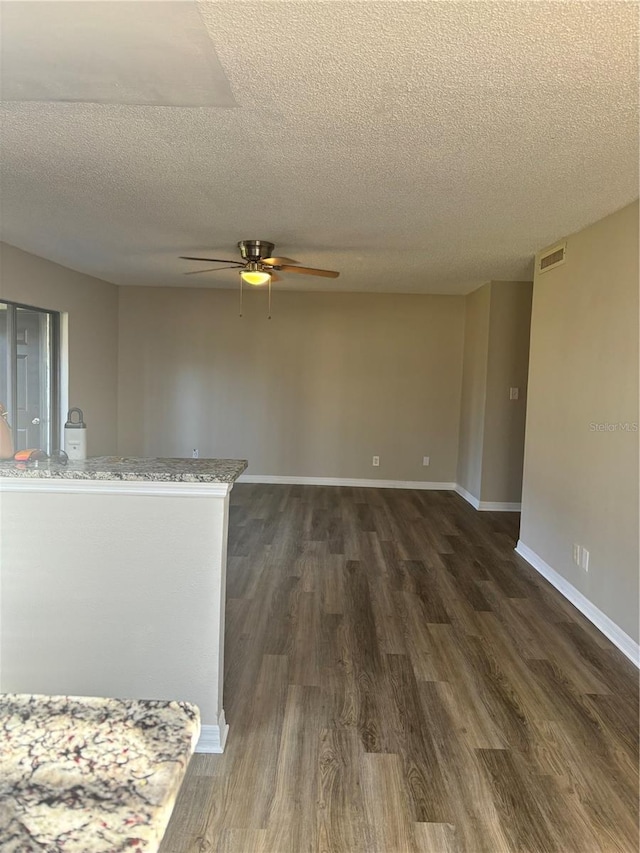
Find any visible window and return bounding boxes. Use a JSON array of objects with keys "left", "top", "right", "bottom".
[{"left": 0, "top": 301, "right": 60, "bottom": 454}]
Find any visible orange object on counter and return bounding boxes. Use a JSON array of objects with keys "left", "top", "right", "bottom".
[{"left": 13, "top": 449, "right": 41, "bottom": 461}]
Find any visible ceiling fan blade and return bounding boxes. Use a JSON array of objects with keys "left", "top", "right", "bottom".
[
  {"left": 262, "top": 256, "right": 298, "bottom": 266},
  {"left": 279, "top": 264, "right": 340, "bottom": 279},
  {"left": 180, "top": 256, "right": 242, "bottom": 265},
  {"left": 270, "top": 272, "right": 282, "bottom": 282},
  {"left": 183, "top": 266, "right": 239, "bottom": 275}
]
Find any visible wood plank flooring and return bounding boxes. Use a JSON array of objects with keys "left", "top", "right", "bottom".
[{"left": 160, "top": 485, "right": 639, "bottom": 853}]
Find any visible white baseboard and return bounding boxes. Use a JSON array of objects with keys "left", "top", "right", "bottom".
[
  {"left": 238, "top": 474, "right": 456, "bottom": 490},
  {"left": 237, "top": 475, "right": 521, "bottom": 508},
  {"left": 515, "top": 541, "right": 640, "bottom": 668},
  {"left": 478, "top": 500, "right": 521, "bottom": 512},
  {"left": 196, "top": 711, "right": 229, "bottom": 753},
  {"left": 455, "top": 484, "right": 521, "bottom": 512},
  {"left": 455, "top": 484, "right": 481, "bottom": 508}
]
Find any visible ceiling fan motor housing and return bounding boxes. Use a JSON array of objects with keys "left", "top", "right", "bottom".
[{"left": 237, "top": 240, "right": 275, "bottom": 262}]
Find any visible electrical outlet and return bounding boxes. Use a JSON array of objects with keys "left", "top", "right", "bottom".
[
  {"left": 422, "top": 456, "right": 430, "bottom": 466},
  {"left": 192, "top": 448, "right": 199, "bottom": 459},
  {"left": 573, "top": 543, "right": 580, "bottom": 564},
  {"left": 372, "top": 455, "right": 380, "bottom": 467},
  {"left": 581, "top": 548, "right": 589, "bottom": 572}
]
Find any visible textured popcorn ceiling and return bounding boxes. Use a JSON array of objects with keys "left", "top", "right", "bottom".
[{"left": 0, "top": 0, "right": 638, "bottom": 294}]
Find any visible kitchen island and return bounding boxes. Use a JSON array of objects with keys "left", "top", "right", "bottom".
[{"left": 0, "top": 456, "right": 247, "bottom": 753}]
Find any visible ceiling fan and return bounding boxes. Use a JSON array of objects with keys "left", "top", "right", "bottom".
[{"left": 180, "top": 240, "right": 340, "bottom": 286}]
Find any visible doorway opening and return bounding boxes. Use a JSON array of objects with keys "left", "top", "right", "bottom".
[{"left": 0, "top": 300, "right": 60, "bottom": 453}]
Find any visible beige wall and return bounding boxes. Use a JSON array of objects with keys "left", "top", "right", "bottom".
[
  {"left": 457, "top": 283, "right": 491, "bottom": 497},
  {"left": 457, "top": 280, "right": 532, "bottom": 503},
  {"left": 0, "top": 243, "right": 119, "bottom": 454},
  {"left": 481, "top": 281, "right": 533, "bottom": 502},
  {"left": 117, "top": 288, "right": 465, "bottom": 482},
  {"left": 520, "top": 201, "right": 639, "bottom": 642}
]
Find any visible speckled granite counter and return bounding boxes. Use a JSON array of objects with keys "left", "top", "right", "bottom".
[
  {"left": 0, "top": 456, "right": 247, "bottom": 483},
  {"left": 0, "top": 694, "right": 200, "bottom": 852}
]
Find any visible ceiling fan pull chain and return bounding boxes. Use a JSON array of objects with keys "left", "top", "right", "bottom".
[
  {"left": 239, "top": 275, "right": 243, "bottom": 317},
  {"left": 268, "top": 275, "right": 272, "bottom": 320}
]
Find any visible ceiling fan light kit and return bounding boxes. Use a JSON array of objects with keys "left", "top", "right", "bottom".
[
  {"left": 179, "top": 239, "right": 340, "bottom": 318},
  {"left": 240, "top": 264, "right": 271, "bottom": 287}
]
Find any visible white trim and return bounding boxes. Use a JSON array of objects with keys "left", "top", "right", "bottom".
[
  {"left": 238, "top": 474, "right": 456, "bottom": 490},
  {"left": 477, "top": 500, "right": 521, "bottom": 512},
  {"left": 0, "top": 477, "right": 232, "bottom": 498},
  {"left": 238, "top": 475, "right": 521, "bottom": 507},
  {"left": 455, "top": 484, "right": 521, "bottom": 512},
  {"left": 515, "top": 540, "right": 640, "bottom": 668},
  {"left": 196, "top": 712, "right": 229, "bottom": 754},
  {"left": 455, "top": 484, "right": 481, "bottom": 508}
]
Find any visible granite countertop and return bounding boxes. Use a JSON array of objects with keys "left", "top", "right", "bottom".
[
  {"left": 0, "top": 456, "right": 247, "bottom": 483},
  {"left": 0, "top": 694, "right": 200, "bottom": 853}
]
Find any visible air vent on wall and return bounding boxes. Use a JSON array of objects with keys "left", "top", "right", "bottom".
[{"left": 537, "top": 242, "right": 567, "bottom": 274}]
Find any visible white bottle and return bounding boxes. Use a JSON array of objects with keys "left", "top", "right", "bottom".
[{"left": 64, "top": 407, "right": 87, "bottom": 460}]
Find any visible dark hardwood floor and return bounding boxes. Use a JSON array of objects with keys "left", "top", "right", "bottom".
[{"left": 160, "top": 485, "right": 639, "bottom": 853}]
